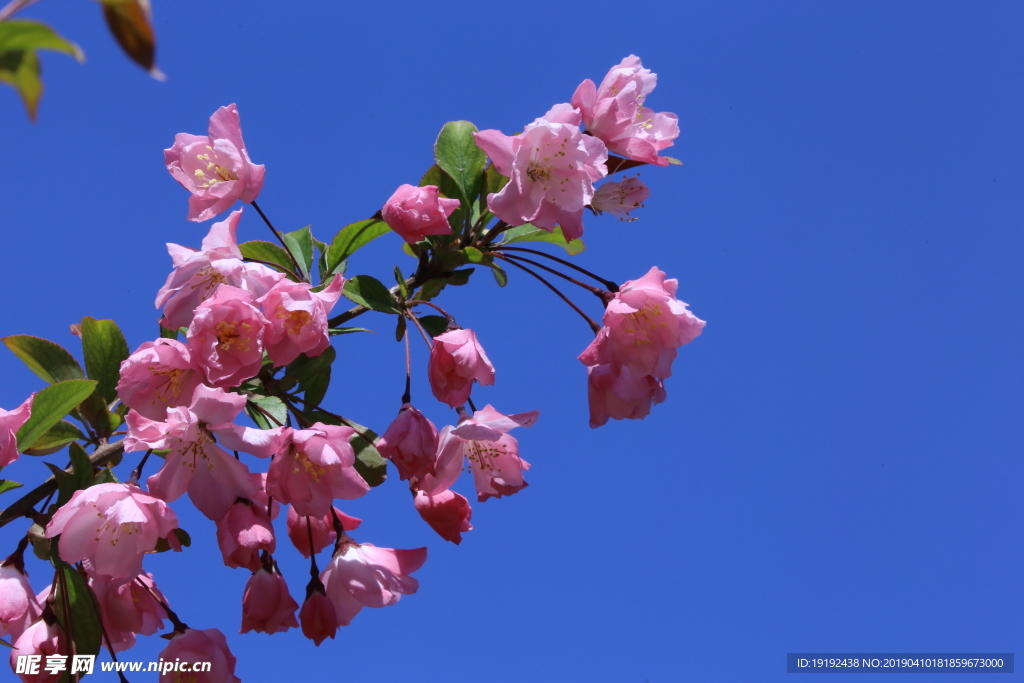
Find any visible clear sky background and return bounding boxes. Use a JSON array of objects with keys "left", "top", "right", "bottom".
[{"left": 1, "top": 1, "right": 1021, "bottom": 681}]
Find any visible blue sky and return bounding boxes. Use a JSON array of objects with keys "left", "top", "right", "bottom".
[{"left": 1, "top": 1, "right": 1021, "bottom": 681}]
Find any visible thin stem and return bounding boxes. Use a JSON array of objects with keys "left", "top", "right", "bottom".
[
  {"left": 406, "top": 300, "right": 455, "bottom": 324},
  {"left": 128, "top": 450, "right": 152, "bottom": 485},
  {"left": 402, "top": 328, "right": 412, "bottom": 405},
  {"left": 482, "top": 220, "right": 512, "bottom": 243},
  {"left": 494, "top": 246, "right": 618, "bottom": 291},
  {"left": 406, "top": 312, "right": 435, "bottom": 351},
  {"left": 250, "top": 201, "right": 304, "bottom": 278},
  {"left": 492, "top": 254, "right": 601, "bottom": 333},
  {"left": 497, "top": 252, "right": 609, "bottom": 298},
  {"left": 76, "top": 564, "right": 130, "bottom": 683},
  {"left": 247, "top": 400, "right": 284, "bottom": 427},
  {"left": 135, "top": 576, "right": 189, "bottom": 632},
  {"left": 466, "top": 397, "right": 478, "bottom": 413}
]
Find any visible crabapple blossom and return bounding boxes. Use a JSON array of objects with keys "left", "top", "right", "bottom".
[
  {"left": 157, "top": 628, "right": 240, "bottom": 683},
  {"left": 240, "top": 566, "right": 299, "bottom": 634},
  {"left": 413, "top": 488, "right": 473, "bottom": 544},
  {"left": 591, "top": 177, "right": 650, "bottom": 219},
  {"left": 0, "top": 394, "right": 33, "bottom": 468},
  {"left": 186, "top": 285, "right": 269, "bottom": 388},
  {"left": 299, "top": 587, "right": 337, "bottom": 646},
  {"left": 258, "top": 275, "right": 345, "bottom": 366},
  {"left": 427, "top": 328, "right": 495, "bottom": 408},
  {"left": 9, "top": 615, "right": 63, "bottom": 683},
  {"left": 164, "top": 104, "right": 265, "bottom": 222},
  {"left": 320, "top": 542, "right": 427, "bottom": 626},
  {"left": 217, "top": 499, "right": 276, "bottom": 571},
  {"left": 474, "top": 104, "right": 607, "bottom": 241},
  {"left": 381, "top": 184, "right": 461, "bottom": 243},
  {"left": 571, "top": 55, "right": 680, "bottom": 166},
  {"left": 88, "top": 573, "right": 166, "bottom": 653},
  {"left": 376, "top": 403, "right": 439, "bottom": 482},
  {"left": 116, "top": 339, "right": 204, "bottom": 421},
  {"left": 286, "top": 505, "right": 360, "bottom": 558},
  {"left": 585, "top": 363, "right": 666, "bottom": 428},
  {"left": 44, "top": 483, "right": 181, "bottom": 579},
  {"left": 0, "top": 562, "right": 41, "bottom": 642}
]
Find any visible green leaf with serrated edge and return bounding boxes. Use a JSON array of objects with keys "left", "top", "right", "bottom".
[
  {"left": 463, "top": 246, "right": 485, "bottom": 263},
  {"left": 348, "top": 426, "right": 386, "bottom": 487},
  {"left": 68, "top": 443, "right": 92, "bottom": 487},
  {"left": 0, "top": 20, "right": 84, "bottom": 59},
  {"left": 22, "top": 420, "right": 85, "bottom": 456},
  {"left": 394, "top": 315, "right": 407, "bottom": 342},
  {"left": 248, "top": 395, "right": 287, "bottom": 428},
  {"left": 501, "top": 225, "right": 585, "bottom": 256},
  {"left": 328, "top": 327, "right": 371, "bottom": 336},
  {"left": 286, "top": 348, "right": 335, "bottom": 408},
  {"left": 281, "top": 226, "right": 314, "bottom": 281},
  {"left": 448, "top": 268, "right": 474, "bottom": 286},
  {"left": 44, "top": 462, "right": 79, "bottom": 507},
  {"left": 326, "top": 219, "right": 390, "bottom": 275},
  {"left": 80, "top": 317, "right": 129, "bottom": 404},
  {"left": 314, "top": 237, "right": 329, "bottom": 282},
  {"left": 87, "top": 466, "right": 119, "bottom": 487},
  {"left": 51, "top": 563, "right": 102, "bottom": 658},
  {"left": 394, "top": 265, "right": 409, "bottom": 298},
  {"left": 434, "top": 121, "right": 486, "bottom": 206},
  {"left": 239, "top": 240, "right": 299, "bottom": 278},
  {"left": 16, "top": 380, "right": 97, "bottom": 453},
  {"left": 483, "top": 164, "right": 510, "bottom": 196},
  {"left": 417, "top": 315, "right": 448, "bottom": 337},
  {"left": 0, "top": 480, "right": 23, "bottom": 495},
  {"left": 3, "top": 335, "right": 84, "bottom": 383},
  {"left": 154, "top": 527, "right": 191, "bottom": 553},
  {"left": 343, "top": 275, "right": 400, "bottom": 314},
  {"left": 488, "top": 262, "right": 508, "bottom": 287},
  {"left": 0, "top": 49, "right": 42, "bottom": 121},
  {"left": 78, "top": 392, "right": 114, "bottom": 437},
  {"left": 416, "top": 278, "right": 446, "bottom": 302},
  {"left": 159, "top": 325, "right": 178, "bottom": 340}
]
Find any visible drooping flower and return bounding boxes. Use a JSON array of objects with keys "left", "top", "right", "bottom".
[
  {"left": 286, "top": 505, "right": 361, "bottom": 558},
  {"left": 571, "top": 55, "right": 680, "bottom": 166},
  {"left": 9, "top": 614, "right": 63, "bottom": 683},
  {"left": 299, "top": 585, "right": 337, "bottom": 646},
  {"left": 44, "top": 484, "right": 181, "bottom": 580},
  {"left": 585, "top": 363, "right": 666, "bottom": 428},
  {"left": 421, "top": 404, "right": 538, "bottom": 502},
  {"left": 0, "top": 560, "right": 41, "bottom": 643},
  {"left": 88, "top": 573, "right": 166, "bottom": 653},
  {"left": 156, "top": 628, "right": 240, "bottom": 683},
  {"left": 381, "top": 184, "right": 461, "bottom": 243},
  {"left": 427, "top": 329, "right": 495, "bottom": 408},
  {"left": 266, "top": 424, "right": 369, "bottom": 518},
  {"left": 320, "top": 541, "right": 427, "bottom": 626},
  {"left": 376, "top": 404, "right": 439, "bottom": 482},
  {"left": 258, "top": 276, "right": 345, "bottom": 367},
  {"left": 240, "top": 565, "right": 299, "bottom": 634},
  {"left": 0, "top": 394, "right": 33, "bottom": 468},
  {"left": 216, "top": 500, "right": 275, "bottom": 571},
  {"left": 474, "top": 104, "right": 608, "bottom": 241},
  {"left": 413, "top": 488, "right": 473, "bottom": 544},
  {"left": 164, "top": 103, "right": 265, "bottom": 222},
  {"left": 591, "top": 177, "right": 650, "bottom": 219},
  {"left": 116, "top": 340, "right": 204, "bottom": 421},
  {"left": 186, "top": 285, "right": 269, "bottom": 388}
]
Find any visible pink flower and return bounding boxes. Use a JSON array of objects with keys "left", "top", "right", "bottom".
[
  {"left": 125, "top": 384, "right": 282, "bottom": 516},
  {"left": 0, "top": 394, "right": 33, "bottom": 468},
  {"left": 164, "top": 104, "right": 265, "bottom": 222},
  {"left": 155, "top": 209, "right": 285, "bottom": 330},
  {"left": 585, "top": 363, "right": 666, "bottom": 428},
  {"left": 376, "top": 404, "right": 439, "bottom": 482},
  {"left": 421, "top": 404, "right": 538, "bottom": 502},
  {"left": 474, "top": 104, "right": 608, "bottom": 241},
  {"left": 0, "top": 562, "right": 41, "bottom": 643},
  {"left": 240, "top": 566, "right": 299, "bottom": 634},
  {"left": 89, "top": 573, "right": 166, "bottom": 653},
  {"left": 216, "top": 500, "right": 275, "bottom": 571},
  {"left": 258, "top": 275, "right": 345, "bottom": 366},
  {"left": 266, "top": 424, "right": 369, "bottom": 518},
  {"left": 286, "top": 505, "right": 360, "bottom": 558},
  {"left": 591, "top": 177, "right": 650, "bottom": 219},
  {"left": 157, "top": 628, "right": 240, "bottom": 683},
  {"left": 382, "top": 184, "right": 460, "bottom": 243},
  {"left": 413, "top": 489, "right": 473, "bottom": 544},
  {"left": 299, "top": 587, "right": 337, "bottom": 646},
  {"left": 9, "top": 616, "right": 63, "bottom": 683},
  {"left": 116, "top": 340, "right": 204, "bottom": 421},
  {"left": 320, "top": 542, "right": 427, "bottom": 626},
  {"left": 186, "top": 285, "right": 269, "bottom": 388},
  {"left": 44, "top": 484, "right": 180, "bottom": 580},
  {"left": 427, "top": 328, "right": 495, "bottom": 408},
  {"left": 571, "top": 55, "right": 680, "bottom": 166}
]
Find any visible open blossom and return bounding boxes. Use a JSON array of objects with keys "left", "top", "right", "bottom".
[
  {"left": 44, "top": 484, "right": 180, "bottom": 579},
  {"left": 286, "top": 505, "right": 361, "bottom": 558},
  {"left": 0, "top": 394, "right": 33, "bottom": 468},
  {"left": 155, "top": 209, "right": 285, "bottom": 331},
  {"left": 186, "top": 285, "right": 269, "bottom": 388},
  {"left": 89, "top": 573, "right": 166, "bottom": 653},
  {"left": 0, "top": 562, "right": 41, "bottom": 643},
  {"left": 571, "top": 55, "right": 680, "bottom": 166},
  {"left": 216, "top": 500, "right": 275, "bottom": 571},
  {"left": 377, "top": 404, "right": 439, "bottom": 482},
  {"left": 421, "top": 404, "right": 538, "bottom": 502},
  {"left": 586, "top": 363, "right": 666, "bottom": 428},
  {"left": 427, "top": 329, "right": 495, "bottom": 408},
  {"left": 258, "top": 275, "right": 345, "bottom": 366},
  {"left": 474, "top": 104, "right": 607, "bottom": 241},
  {"left": 10, "top": 616, "right": 63, "bottom": 683},
  {"left": 116, "top": 339, "right": 204, "bottom": 421},
  {"left": 241, "top": 566, "right": 299, "bottom": 634},
  {"left": 591, "top": 177, "right": 650, "bottom": 219},
  {"left": 125, "top": 384, "right": 282, "bottom": 515},
  {"left": 413, "top": 489, "right": 473, "bottom": 544},
  {"left": 381, "top": 184, "right": 460, "bottom": 243},
  {"left": 164, "top": 103, "right": 265, "bottom": 222},
  {"left": 267, "top": 424, "right": 369, "bottom": 518},
  {"left": 321, "top": 542, "right": 427, "bottom": 626},
  {"left": 157, "top": 628, "right": 240, "bottom": 683}
]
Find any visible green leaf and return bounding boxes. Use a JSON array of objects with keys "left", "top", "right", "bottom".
[
  {"left": 394, "top": 265, "right": 409, "bottom": 298},
  {"left": 0, "top": 21, "right": 84, "bottom": 121},
  {"left": 328, "top": 327, "right": 372, "bottom": 336},
  {"left": 286, "top": 347, "right": 335, "bottom": 408},
  {"left": 15, "top": 380, "right": 97, "bottom": 453},
  {"left": 159, "top": 325, "right": 179, "bottom": 340},
  {"left": 154, "top": 527, "right": 191, "bottom": 552},
  {"left": 343, "top": 275, "right": 400, "bottom": 314},
  {"left": 448, "top": 268, "right": 474, "bottom": 286},
  {"left": 3, "top": 335, "right": 84, "bottom": 384},
  {"left": 282, "top": 226, "right": 314, "bottom": 281},
  {"left": 68, "top": 443, "right": 93, "bottom": 487},
  {"left": 483, "top": 164, "right": 510, "bottom": 196},
  {"left": 0, "top": 480, "right": 23, "bottom": 495},
  {"left": 87, "top": 466, "right": 119, "bottom": 487},
  {"left": 80, "top": 317, "right": 129, "bottom": 404},
  {"left": 488, "top": 262, "right": 508, "bottom": 287},
  {"left": 246, "top": 395, "right": 287, "bottom": 430},
  {"left": 463, "top": 246, "right": 485, "bottom": 264},
  {"left": 52, "top": 563, "right": 102, "bottom": 658},
  {"left": 664, "top": 156, "right": 683, "bottom": 165},
  {"left": 240, "top": 240, "right": 299, "bottom": 278},
  {"left": 501, "top": 224, "right": 585, "bottom": 255},
  {"left": 434, "top": 121, "right": 486, "bottom": 205},
  {"left": 417, "top": 315, "right": 448, "bottom": 337},
  {"left": 394, "top": 315, "right": 407, "bottom": 342},
  {"left": 349, "top": 427, "right": 387, "bottom": 488},
  {"left": 44, "top": 462, "right": 80, "bottom": 507},
  {"left": 326, "top": 219, "right": 391, "bottom": 275},
  {"left": 22, "top": 420, "right": 86, "bottom": 457},
  {"left": 98, "top": 0, "right": 160, "bottom": 77}
]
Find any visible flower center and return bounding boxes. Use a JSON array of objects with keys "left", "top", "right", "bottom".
[
  {"left": 214, "top": 320, "right": 251, "bottom": 352},
  {"left": 192, "top": 145, "right": 238, "bottom": 188},
  {"left": 466, "top": 440, "right": 507, "bottom": 474},
  {"left": 276, "top": 306, "right": 312, "bottom": 336},
  {"left": 150, "top": 366, "right": 187, "bottom": 402}
]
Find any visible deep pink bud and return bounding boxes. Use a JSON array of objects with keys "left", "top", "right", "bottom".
[
  {"left": 427, "top": 329, "right": 495, "bottom": 408},
  {"left": 381, "top": 184, "right": 460, "bottom": 243},
  {"left": 240, "top": 567, "right": 299, "bottom": 634},
  {"left": 299, "top": 588, "right": 337, "bottom": 646},
  {"left": 413, "top": 489, "right": 473, "bottom": 544},
  {"left": 216, "top": 500, "right": 275, "bottom": 571},
  {"left": 156, "top": 628, "right": 240, "bottom": 683},
  {"left": 9, "top": 616, "right": 64, "bottom": 683},
  {"left": 89, "top": 573, "right": 166, "bottom": 653},
  {"left": 377, "top": 404, "right": 439, "bottom": 482},
  {"left": 0, "top": 563, "right": 41, "bottom": 643},
  {"left": 286, "top": 506, "right": 361, "bottom": 558}
]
